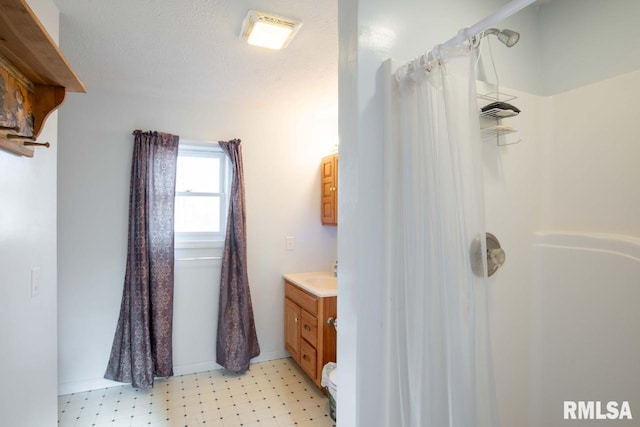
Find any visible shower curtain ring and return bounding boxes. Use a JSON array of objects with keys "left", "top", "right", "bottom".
[
  {"left": 420, "top": 53, "right": 432, "bottom": 73},
  {"left": 428, "top": 44, "right": 442, "bottom": 68},
  {"left": 471, "top": 34, "right": 481, "bottom": 48},
  {"left": 409, "top": 58, "right": 422, "bottom": 81},
  {"left": 457, "top": 27, "right": 471, "bottom": 45},
  {"left": 432, "top": 44, "right": 441, "bottom": 62}
]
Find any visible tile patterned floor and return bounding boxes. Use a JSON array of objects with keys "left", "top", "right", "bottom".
[{"left": 58, "top": 358, "right": 335, "bottom": 427}]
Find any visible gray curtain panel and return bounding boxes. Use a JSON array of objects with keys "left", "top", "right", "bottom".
[
  {"left": 216, "top": 138, "right": 260, "bottom": 372},
  {"left": 105, "top": 130, "right": 179, "bottom": 389}
]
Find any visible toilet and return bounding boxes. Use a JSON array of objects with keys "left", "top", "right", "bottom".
[{"left": 322, "top": 362, "right": 337, "bottom": 421}]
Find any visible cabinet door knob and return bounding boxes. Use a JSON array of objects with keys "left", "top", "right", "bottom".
[
  {"left": 295, "top": 317, "right": 298, "bottom": 323},
  {"left": 303, "top": 354, "right": 310, "bottom": 362},
  {"left": 304, "top": 325, "right": 311, "bottom": 331}
]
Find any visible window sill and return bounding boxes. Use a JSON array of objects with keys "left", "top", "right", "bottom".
[{"left": 175, "top": 240, "right": 225, "bottom": 250}]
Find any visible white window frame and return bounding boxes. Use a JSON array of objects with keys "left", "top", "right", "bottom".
[{"left": 174, "top": 140, "right": 230, "bottom": 248}]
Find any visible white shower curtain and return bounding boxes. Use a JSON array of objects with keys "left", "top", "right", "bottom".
[{"left": 383, "top": 46, "right": 498, "bottom": 426}]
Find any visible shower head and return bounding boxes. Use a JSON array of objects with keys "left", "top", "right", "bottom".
[
  {"left": 484, "top": 28, "right": 520, "bottom": 47},
  {"left": 498, "top": 29, "right": 520, "bottom": 47}
]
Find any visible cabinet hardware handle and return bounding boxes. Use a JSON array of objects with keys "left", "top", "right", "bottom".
[
  {"left": 327, "top": 317, "right": 337, "bottom": 329},
  {"left": 304, "top": 325, "right": 311, "bottom": 331},
  {"left": 295, "top": 317, "right": 298, "bottom": 323},
  {"left": 303, "top": 355, "right": 310, "bottom": 361}
]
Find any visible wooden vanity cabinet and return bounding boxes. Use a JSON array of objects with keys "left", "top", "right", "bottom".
[
  {"left": 321, "top": 153, "right": 338, "bottom": 225},
  {"left": 284, "top": 280, "right": 337, "bottom": 388}
]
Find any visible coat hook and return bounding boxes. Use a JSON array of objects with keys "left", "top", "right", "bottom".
[{"left": 23, "top": 141, "right": 50, "bottom": 148}]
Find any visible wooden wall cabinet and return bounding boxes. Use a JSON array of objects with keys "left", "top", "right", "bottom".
[
  {"left": 0, "top": 0, "right": 86, "bottom": 157},
  {"left": 284, "top": 280, "right": 337, "bottom": 388},
  {"left": 321, "top": 153, "right": 338, "bottom": 225}
]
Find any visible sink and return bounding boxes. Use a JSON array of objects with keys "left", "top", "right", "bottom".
[
  {"left": 305, "top": 276, "right": 337, "bottom": 289},
  {"left": 283, "top": 272, "right": 337, "bottom": 297}
]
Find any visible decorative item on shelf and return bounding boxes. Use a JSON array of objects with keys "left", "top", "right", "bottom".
[{"left": 0, "top": 0, "right": 85, "bottom": 157}]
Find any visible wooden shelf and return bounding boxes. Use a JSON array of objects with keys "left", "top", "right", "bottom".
[
  {"left": 0, "top": 0, "right": 85, "bottom": 92},
  {"left": 0, "top": 0, "right": 85, "bottom": 157}
]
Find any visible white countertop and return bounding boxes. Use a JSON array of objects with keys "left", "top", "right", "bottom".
[{"left": 283, "top": 271, "right": 337, "bottom": 297}]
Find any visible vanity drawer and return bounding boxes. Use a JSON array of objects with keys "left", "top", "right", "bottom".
[
  {"left": 300, "top": 339, "right": 317, "bottom": 379},
  {"left": 300, "top": 310, "right": 317, "bottom": 348},
  {"left": 285, "top": 281, "right": 318, "bottom": 315}
]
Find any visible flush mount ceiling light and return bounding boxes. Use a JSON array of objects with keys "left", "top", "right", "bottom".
[{"left": 240, "top": 10, "right": 302, "bottom": 50}]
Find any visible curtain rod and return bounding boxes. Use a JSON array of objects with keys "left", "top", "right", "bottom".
[{"left": 404, "top": 0, "right": 535, "bottom": 69}]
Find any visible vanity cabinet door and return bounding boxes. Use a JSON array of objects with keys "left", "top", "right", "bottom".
[
  {"left": 284, "top": 298, "right": 301, "bottom": 362},
  {"left": 321, "top": 154, "right": 338, "bottom": 225}
]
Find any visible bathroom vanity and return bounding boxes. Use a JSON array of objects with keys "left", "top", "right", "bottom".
[{"left": 283, "top": 272, "right": 337, "bottom": 388}]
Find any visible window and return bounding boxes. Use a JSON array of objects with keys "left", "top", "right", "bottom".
[{"left": 174, "top": 141, "right": 229, "bottom": 245}]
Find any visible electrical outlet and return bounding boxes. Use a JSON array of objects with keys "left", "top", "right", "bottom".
[
  {"left": 30, "top": 267, "right": 41, "bottom": 298},
  {"left": 286, "top": 236, "right": 295, "bottom": 251}
]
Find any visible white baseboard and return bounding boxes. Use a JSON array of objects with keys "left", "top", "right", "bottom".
[
  {"left": 57, "top": 377, "right": 123, "bottom": 396},
  {"left": 57, "top": 350, "right": 290, "bottom": 396},
  {"left": 173, "top": 350, "right": 290, "bottom": 376}
]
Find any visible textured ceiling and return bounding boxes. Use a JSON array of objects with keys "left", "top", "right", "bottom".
[{"left": 52, "top": 0, "right": 338, "bottom": 108}]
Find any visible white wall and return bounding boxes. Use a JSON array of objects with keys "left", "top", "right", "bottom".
[
  {"left": 0, "top": 0, "right": 60, "bottom": 424},
  {"left": 539, "top": 0, "right": 640, "bottom": 96},
  {"left": 57, "top": 88, "right": 338, "bottom": 393}
]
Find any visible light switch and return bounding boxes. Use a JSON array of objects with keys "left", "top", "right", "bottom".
[{"left": 286, "top": 236, "right": 295, "bottom": 251}]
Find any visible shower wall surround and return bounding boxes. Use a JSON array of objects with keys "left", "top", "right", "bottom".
[{"left": 481, "top": 68, "right": 640, "bottom": 426}]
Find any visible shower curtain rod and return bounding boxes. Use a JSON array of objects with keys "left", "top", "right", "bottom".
[{"left": 412, "top": 0, "right": 535, "bottom": 65}]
